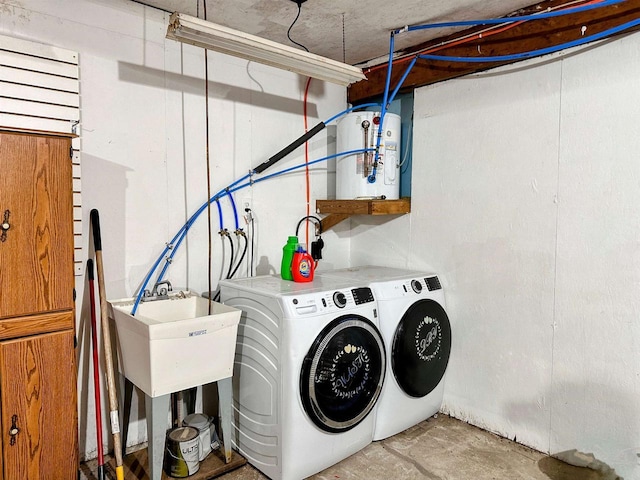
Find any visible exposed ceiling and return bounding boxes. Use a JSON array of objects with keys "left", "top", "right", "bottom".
[{"left": 133, "top": 0, "right": 539, "bottom": 66}]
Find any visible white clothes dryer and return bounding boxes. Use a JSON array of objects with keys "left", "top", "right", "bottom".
[
  {"left": 219, "top": 275, "right": 386, "bottom": 480},
  {"left": 319, "top": 266, "right": 452, "bottom": 440}
]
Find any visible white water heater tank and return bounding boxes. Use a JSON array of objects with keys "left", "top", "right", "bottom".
[{"left": 336, "top": 111, "right": 401, "bottom": 200}]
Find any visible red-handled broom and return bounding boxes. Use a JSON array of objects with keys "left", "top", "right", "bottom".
[
  {"left": 90, "top": 209, "right": 124, "bottom": 480},
  {"left": 87, "top": 259, "right": 105, "bottom": 480}
]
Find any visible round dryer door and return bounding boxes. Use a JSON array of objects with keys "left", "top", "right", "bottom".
[
  {"left": 300, "top": 315, "right": 386, "bottom": 433},
  {"left": 392, "top": 299, "right": 451, "bottom": 398}
]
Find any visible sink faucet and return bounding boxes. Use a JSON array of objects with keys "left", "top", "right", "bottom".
[{"left": 142, "top": 280, "right": 173, "bottom": 301}]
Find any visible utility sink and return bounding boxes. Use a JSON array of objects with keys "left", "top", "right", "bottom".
[{"left": 108, "top": 292, "right": 241, "bottom": 398}]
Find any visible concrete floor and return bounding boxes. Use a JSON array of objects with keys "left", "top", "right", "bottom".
[{"left": 81, "top": 415, "right": 618, "bottom": 480}]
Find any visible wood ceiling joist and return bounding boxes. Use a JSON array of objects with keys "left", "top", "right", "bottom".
[{"left": 348, "top": 0, "right": 640, "bottom": 103}]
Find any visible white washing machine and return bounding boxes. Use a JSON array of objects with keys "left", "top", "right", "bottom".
[
  {"left": 319, "top": 266, "right": 452, "bottom": 440},
  {"left": 219, "top": 274, "right": 386, "bottom": 480}
]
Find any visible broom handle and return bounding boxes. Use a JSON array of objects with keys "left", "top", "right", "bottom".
[
  {"left": 87, "top": 259, "right": 105, "bottom": 480},
  {"left": 91, "top": 209, "right": 124, "bottom": 480}
]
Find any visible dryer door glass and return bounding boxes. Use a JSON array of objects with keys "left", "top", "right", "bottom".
[
  {"left": 300, "top": 315, "right": 386, "bottom": 433},
  {"left": 392, "top": 299, "right": 451, "bottom": 398}
]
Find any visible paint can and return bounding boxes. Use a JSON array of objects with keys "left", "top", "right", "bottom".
[
  {"left": 183, "top": 413, "right": 219, "bottom": 461},
  {"left": 163, "top": 426, "right": 200, "bottom": 477}
]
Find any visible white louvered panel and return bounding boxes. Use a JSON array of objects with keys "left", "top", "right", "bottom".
[
  {"left": 0, "top": 113, "right": 75, "bottom": 134},
  {"left": 0, "top": 82, "right": 79, "bottom": 107},
  {"left": 0, "top": 50, "right": 78, "bottom": 78},
  {"left": 0, "top": 34, "right": 79, "bottom": 135},
  {"left": 0, "top": 98, "right": 79, "bottom": 121},
  {"left": 73, "top": 192, "right": 82, "bottom": 207},
  {"left": 0, "top": 66, "right": 79, "bottom": 93},
  {"left": 0, "top": 34, "right": 78, "bottom": 64}
]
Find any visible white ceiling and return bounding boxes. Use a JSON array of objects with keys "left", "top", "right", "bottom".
[{"left": 133, "top": 0, "right": 538, "bottom": 66}]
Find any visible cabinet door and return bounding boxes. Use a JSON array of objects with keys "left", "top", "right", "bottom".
[
  {"left": 0, "top": 132, "right": 74, "bottom": 319},
  {"left": 0, "top": 328, "right": 78, "bottom": 479}
]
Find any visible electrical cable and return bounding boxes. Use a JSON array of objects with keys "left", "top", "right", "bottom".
[
  {"left": 295, "top": 215, "right": 322, "bottom": 237},
  {"left": 398, "top": 116, "right": 413, "bottom": 169},
  {"left": 287, "top": 1, "right": 309, "bottom": 52}
]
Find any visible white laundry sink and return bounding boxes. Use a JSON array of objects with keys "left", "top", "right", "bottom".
[{"left": 108, "top": 292, "right": 241, "bottom": 397}]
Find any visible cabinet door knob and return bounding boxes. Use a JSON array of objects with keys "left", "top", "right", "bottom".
[
  {"left": 9, "top": 414, "right": 19, "bottom": 445},
  {"left": 0, "top": 209, "right": 9, "bottom": 243}
]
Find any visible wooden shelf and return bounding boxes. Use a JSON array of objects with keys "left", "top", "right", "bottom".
[
  {"left": 108, "top": 448, "right": 247, "bottom": 480},
  {"left": 316, "top": 198, "right": 411, "bottom": 231}
]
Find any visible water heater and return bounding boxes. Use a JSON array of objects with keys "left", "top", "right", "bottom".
[{"left": 336, "top": 111, "right": 401, "bottom": 200}]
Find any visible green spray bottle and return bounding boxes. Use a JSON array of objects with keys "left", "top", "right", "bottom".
[{"left": 280, "top": 236, "right": 298, "bottom": 281}]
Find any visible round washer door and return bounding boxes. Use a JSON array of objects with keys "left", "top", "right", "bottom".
[
  {"left": 300, "top": 315, "right": 386, "bottom": 433},
  {"left": 392, "top": 299, "right": 451, "bottom": 398}
]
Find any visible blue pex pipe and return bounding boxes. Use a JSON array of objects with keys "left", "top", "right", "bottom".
[
  {"left": 131, "top": 148, "right": 373, "bottom": 315},
  {"left": 417, "top": 18, "right": 640, "bottom": 63},
  {"left": 396, "top": 0, "right": 626, "bottom": 33},
  {"left": 369, "top": 33, "right": 396, "bottom": 184},
  {"left": 131, "top": 174, "right": 249, "bottom": 315},
  {"left": 131, "top": 104, "right": 383, "bottom": 315}
]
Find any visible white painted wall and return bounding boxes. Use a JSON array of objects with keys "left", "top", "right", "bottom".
[
  {"left": 0, "top": 0, "right": 347, "bottom": 460},
  {"left": 5, "top": 1, "right": 640, "bottom": 476},
  {"left": 351, "top": 36, "right": 640, "bottom": 478}
]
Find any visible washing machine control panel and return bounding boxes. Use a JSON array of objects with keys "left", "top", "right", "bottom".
[
  {"left": 351, "top": 287, "right": 375, "bottom": 305},
  {"left": 287, "top": 287, "right": 375, "bottom": 317}
]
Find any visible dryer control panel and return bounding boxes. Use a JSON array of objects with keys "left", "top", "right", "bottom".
[
  {"left": 371, "top": 276, "right": 444, "bottom": 302},
  {"left": 286, "top": 287, "right": 375, "bottom": 317}
]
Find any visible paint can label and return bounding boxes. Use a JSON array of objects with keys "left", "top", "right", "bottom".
[{"left": 163, "top": 426, "right": 200, "bottom": 477}]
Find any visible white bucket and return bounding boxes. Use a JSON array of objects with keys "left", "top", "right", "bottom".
[{"left": 183, "top": 413, "right": 219, "bottom": 461}]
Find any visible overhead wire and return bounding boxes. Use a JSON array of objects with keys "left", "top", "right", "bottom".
[
  {"left": 287, "top": 1, "right": 309, "bottom": 52},
  {"left": 202, "top": 0, "right": 212, "bottom": 314}
]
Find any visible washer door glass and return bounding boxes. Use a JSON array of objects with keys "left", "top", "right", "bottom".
[
  {"left": 392, "top": 299, "right": 451, "bottom": 398},
  {"left": 300, "top": 315, "right": 386, "bottom": 433}
]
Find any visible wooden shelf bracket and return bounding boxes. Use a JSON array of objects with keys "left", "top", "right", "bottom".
[{"left": 316, "top": 198, "right": 411, "bottom": 231}]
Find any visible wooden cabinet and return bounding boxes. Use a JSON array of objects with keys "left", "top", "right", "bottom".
[{"left": 0, "top": 131, "right": 78, "bottom": 479}]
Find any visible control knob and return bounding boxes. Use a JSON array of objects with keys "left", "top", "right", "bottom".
[
  {"left": 333, "top": 291, "right": 347, "bottom": 308},
  {"left": 411, "top": 279, "right": 422, "bottom": 293}
]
